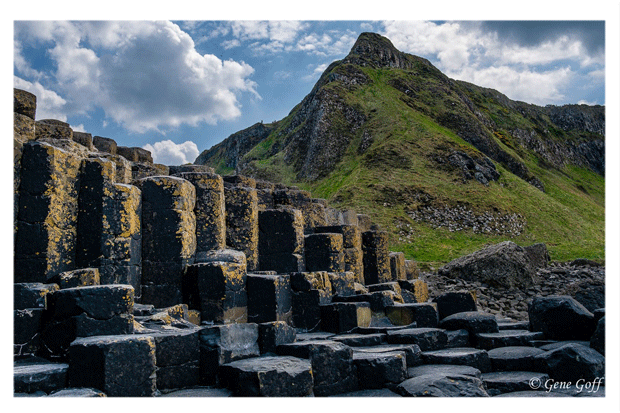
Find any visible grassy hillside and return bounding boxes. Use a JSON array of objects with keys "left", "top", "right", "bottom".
[{"left": 199, "top": 39, "right": 604, "bottom": 266}]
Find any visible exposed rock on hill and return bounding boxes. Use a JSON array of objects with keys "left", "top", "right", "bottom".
[{"left": 194, "top": 32, "right": 605, "bottom": 264}]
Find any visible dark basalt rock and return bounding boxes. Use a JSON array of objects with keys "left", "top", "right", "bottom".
[
  {"left": 329, "top": 388, "right": 401, "bottom": 397},
  {"left": 353, "top": 351, "right": 407, "bottom": 389},
  {"left": 533, "top": 342, "right": 605, "bottom": 382},
  {"left": 386, "top": 303, "right": 438, "bottom": 328},
  {"left": 277, "top": 340, "right": 358, "bottom": 396},
  {"left": 14, "top": 282, "right": 59, "bottom": 310},
  {"left": 475, "top": 330, "right": 544, "bottom": 350},
  {"left": 353, "top": 344, "right": 422, "bottom": 367},
  {"left": 590, "top": 316, "right": 605, "bottom": 355},
  {"left": 258, "top": 321, "right": 296, "bottom": 354},
  {"left": 446, "top": 329, "right": 470, "bottom": 348},
  {"left": 67, "top": 335, "right": 157, "bottom": 397},
  {"left": 47, "top": 284, "right": 134, "bottom": 320},
  {"left": 218, "top": 356, "right": 313, "bottom": 397},
  {"left": 528, "top": 295, "right": 596, "bottom": 340},
  {"left": 396, "top": 373, "right": 489, "bottom": 397},
  {"left": 407, "top": 364, "right": 481, "bottom": 379},
  {"left": 386, "top": 327, "right": 448, "bottom": 351},
  {"left": 14, "top": 359, "right": 68, "bottom": 394},
  {"left": 487, "top": 346, "right": 546, "bottom": 372},
  {"left": 421, "top": 347, "right": 491, "bottom": 373},
  {"left": 538, "top": 341, "right": 591, "bottom": 351},
  {"left": 433, "top": 291, "right": 477, "bottom": 320},
  {"left": 331, "top": 333, "right": 385, "bottom": 347},
  {"left": 438, "top": 241, "right": 547, "bottom": 289},
  {"left": 481, "top": 371, "right": 550, "bottom": 396},
  {"left": 438, "top": 311, "right": 498, "bottom": 344}
]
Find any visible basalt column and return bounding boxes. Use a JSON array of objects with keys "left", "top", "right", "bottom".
[
  {"left": 15, "top": 141, "right": 82, "bottom": 282},
  {"left": 75, "top": 158, "right": 142, "bottom": 293},
  {"left": 14, "top": 89, "right": 37, "bottom": 234},
  {"left": 258, "top": 208, "right": 305, "bottom": 274},
  {"left": 175, "top": 172, "right": 226, "bottom": 254},
  {"left": 140, "top": 176, "right": 196, "bottom": 307},
  {"left": 362, "top": 230, "right": 391, "bottom": 285},
  {"left": 315, "top": 225, "right": 363, "bottom": 284},
  {"left": 224, "top": 176, "right": 259, "bottom": 271}
]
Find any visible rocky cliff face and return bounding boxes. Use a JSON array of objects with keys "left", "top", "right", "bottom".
[{"left": 197, "top": 32, "right": 604, "bottom": 185}]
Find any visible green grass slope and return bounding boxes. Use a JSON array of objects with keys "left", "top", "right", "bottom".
[{"left": 200, "top": 49, "right": 604, "bottom": 266}]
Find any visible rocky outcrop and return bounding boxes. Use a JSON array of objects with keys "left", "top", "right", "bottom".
[{"left": 437, "top": 241, "right": 549, "bottom": 289}]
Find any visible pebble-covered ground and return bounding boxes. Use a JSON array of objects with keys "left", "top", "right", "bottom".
[{"left": 423, "top": 262, "right": 605, "bottom": 321}]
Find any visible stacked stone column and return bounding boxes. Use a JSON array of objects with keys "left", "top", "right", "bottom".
[
  {"left": 305, "top": 233, "right": 345, "bottom": 272},
  {"left": 175, "top": 172, "right": 226, "bottom": 254},
  {"left": 258, "top": 208, "right": 305, "bottom": 273},
  {"left": 15, "top": 141, "right": 82, "bottom": 282},
  {"left": 76, "top": 158, "right": 142, "bottom": 293},
  {"left": 362, "top": 230, "right": 391, "bottom": 285},
  {"left": 273, "top": 188, "right": 327, "bottom": 234},
  {"left": 140, "top": 176, "right": 196, "bottom": 307},
  {"left": 315, "top": 225, "right": 363, "bottom": 283},
  {"left": 224, "top": 176, "right": 259, "bottom": 271}
]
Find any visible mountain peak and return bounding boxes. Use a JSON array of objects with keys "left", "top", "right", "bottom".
[{"left": 345, "top": 32, "right": 413, "bottom": 70}]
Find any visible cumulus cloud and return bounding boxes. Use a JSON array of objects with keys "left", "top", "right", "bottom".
[
  {"left": 380, "top": 20, "right": 604, "bottom": 105},
  {"left": 302, "top": 63, "right": 330, "bottom": 82},
  {"left": 143, "top": 140, "right": 200, "bottom": 165},
  {"left": 452, "top": 66, "right": 574, "bottom": 104},
  {"left": 14, "top": 21, "right": 258, "bottom": 133}
]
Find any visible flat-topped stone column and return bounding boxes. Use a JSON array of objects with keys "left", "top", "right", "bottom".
[
  {"left": 76, "top": 158, "right": 142, "bottom": 293},
  {"left": 15, "top": 141, "right": 82, "bottom": 282},
  {"left": 139, "top": 176, "right": 196, "bottom": 307},
  {"left": 175, "top": 172, "right": 226, "bottom": 252},
  {"left": 258, "top": 208, "right": 305, "bottom": 273},
  {"left": 224, "top": 177, "right": 259, "bottom": 271},
  {"left": 362, "top": 230, "right": 390, "bottom": 285}
]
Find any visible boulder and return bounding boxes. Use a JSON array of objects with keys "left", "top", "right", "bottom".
[
  {"left": 438, "top": 311, "right": 498, "bottom": 344},
  {"left": 438, "top": 241, "right": 547, "bottom": 288},
  {"left": 560, "top": 279, "right": 605, "bottom": 312},
  {"left": 528, "top": 296, "right": 597, "bottom": 340},
  {"left": 534, "top": 343, "right": 605, "bottom": 382}
]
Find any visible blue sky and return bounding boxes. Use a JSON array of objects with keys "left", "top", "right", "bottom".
[{"left": 13, "top": 19, "right": 606, "bottom": 165}]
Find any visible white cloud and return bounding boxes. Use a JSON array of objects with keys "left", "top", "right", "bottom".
[
  {"left": 143, "top": 140, "right": 200, "bottom": 165},
  {"left": 14, "top": 76, "right": 68, "bottom": 121},
  {"left": 71, "top": 124, "right": 86, "bottom": 132},
  {"left": 449, "top": 66, "right": 574, "bottom": 105},
  {"left": 302, "top": 63, "right": 330, "bottom": 82},
  {"left": 14, "top": 21, "right": 259, "bottom": 133},
  {"left": 380, "top": 20, "right": 604, "bottom": 105},
  {"left": 577, "top": 99, "right": 599, "bottom": 106}
]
